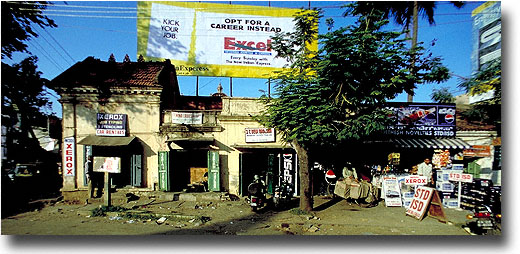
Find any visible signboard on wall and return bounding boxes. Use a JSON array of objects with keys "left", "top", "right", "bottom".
[
  {"left": 137, "top": 1, "right": 317, "bottom": 78},
  {"left": 463, "top": 145, "right": 491, "bottom": 157},
  {"left": 93, "top": 157, "right": 121, "bottom": 173},
  {"left": 96, "top": 113, "right": 127, "bottom": 137},
  {"left": 384, "top": 103, "right": 456, "bottom": 137},
  {"left": 245, "top": 128, "right": 275, "bottom": 143},
  {"left": 172, "top": 112, "right": 203, "bottom": 125},
  {"left": 63, "top": 137, "right": 75, "bottom": 176}
]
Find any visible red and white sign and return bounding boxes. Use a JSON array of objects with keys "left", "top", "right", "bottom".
[
  {"left": 96, "top": 129, "right": 126, "bottom": 136},
  {"left": 63, "top": 137, "right": 75, "bottom": 176},
  {"left": 448, "top": 170, "right": 473, "bottom": 183},
  {"left": 406, "top": 186, "right": 434, "bottom": 219},
  {"left": 245, "top": 128, "right": 276, "bottom": 143},
  {"left": 93, "top": 157, "right": 121, "bottom": 174},
  {"left": 404, "top": 175, "right": 427, "bottom": 186},
  {"left": 172, "top": 112, "right": 203, "bottom": 125}
]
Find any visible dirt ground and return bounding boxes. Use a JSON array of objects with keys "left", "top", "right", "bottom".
[{"left": 1, "top": 194, "right": 473, "bottom": 236}]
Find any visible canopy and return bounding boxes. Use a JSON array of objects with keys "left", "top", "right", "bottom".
[
  {"left": 78, "top": 135, "right": 136, "bottom": 146},
  {"left": 391, "top": 138, "right": 471, "bottom": 149}
]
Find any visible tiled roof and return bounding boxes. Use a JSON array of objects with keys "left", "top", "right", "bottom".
[{"left": 49, "top": 57, "right": 166, "bottom": 89}]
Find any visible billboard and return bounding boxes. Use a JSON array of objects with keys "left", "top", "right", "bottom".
[
  {"left": 137, "top": 1, "right": 316, "bottom": 78},
  {"left": 96, "top": 113, "right": 127, "bottom": 136},
  {"left": 384, "top": 103, "right": 456, "bottom": 137},
  {"left": 470, "top": 2, "right": 501, "bottom": 104}
]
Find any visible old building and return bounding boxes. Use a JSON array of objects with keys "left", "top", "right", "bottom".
[{"left": 49, "top": 56, "right": 295, "bottom": 200}]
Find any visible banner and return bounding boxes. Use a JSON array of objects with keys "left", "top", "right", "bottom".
[
  {"left": 137, "top": 1, "right": 317, "bottom": 78},
  {"left": 384, "top": 103, "right": 456, "bottom": 137}
]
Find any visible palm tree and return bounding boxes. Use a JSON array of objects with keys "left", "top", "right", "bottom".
[{"left": 350, "top": 1, "right": 465, "bottom": 102}]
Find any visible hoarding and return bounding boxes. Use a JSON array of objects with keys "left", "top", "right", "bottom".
[
  {"left": 470, "top": 1, "right": 501, "bottom": 104},
  {"left": 245, "top": 128, "right": 275, "bottom": 143},
  {"left": 406, "top": 186, "right": 434, "bottom": 220},
  {"left": 137, "top": 1, "right": 316, "bottom": 78},
  {"left": 96, "top": 113, "right": 127, "bottom": 137},
  {"left": 384, "top": 103, "right": 456, "bottom": 137}
]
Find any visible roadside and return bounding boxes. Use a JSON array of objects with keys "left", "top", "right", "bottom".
[{"left": 1, "top": 193, "right": 472, "bottom": 235}]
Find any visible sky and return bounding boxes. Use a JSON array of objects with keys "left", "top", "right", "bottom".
[{"left": 2, "top": 0, "right": 508, "bottom": 117}]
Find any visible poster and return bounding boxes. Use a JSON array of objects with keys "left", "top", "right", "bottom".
[
  {"left": 137, "top": 1, "right": 317, "bottom": 78},
  {"left": 382, "top": 176, "right": 402, "bottom": 207}
]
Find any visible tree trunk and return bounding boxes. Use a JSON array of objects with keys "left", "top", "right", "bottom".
[
  {"left": 408, "top": 1, "right": 419, "bottom": 103},
  {"left": 292, "top": 140, "right": 313, "bottom": 211}
]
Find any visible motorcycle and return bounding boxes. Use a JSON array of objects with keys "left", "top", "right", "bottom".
[
  {"left": 247, "top": 175, "right": 266, "bottom": 212},
  {"left": 464, "top": 205, "right": 501, "bottom": 235},
  {"left": 273, "top": 180, "right": 293, "bottom": 210}
]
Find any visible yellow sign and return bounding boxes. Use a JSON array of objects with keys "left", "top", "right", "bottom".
[{"left": 137, "top": 1, "right": 317, "bottom": 78}]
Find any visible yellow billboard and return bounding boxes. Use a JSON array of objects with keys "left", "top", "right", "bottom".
[{"left": 137, "top": 1, "right": 316, "bottom": 78}]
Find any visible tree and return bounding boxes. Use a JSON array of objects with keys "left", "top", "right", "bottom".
[
  {"left": 1, "top": 1, "right": 56, "bottom": 59},
  {"left": 458, "top": 58, "right": 501, "bottom": 132},
  {"left": 260, "top": 6, "right": 450, "bottom": 211},
  {"left": 431, "top": 87, "right": 454, "bottom": 103},
  {"left": 350, "top": 1, "right": 465, "bottom": 102}
]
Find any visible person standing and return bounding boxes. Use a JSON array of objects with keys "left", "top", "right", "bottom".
[
  {"left": 85, "top": 156, "right": 102, "bottom": 198},
  {"left": 417, "top": 158, "right": 433, "bottom": 186}
]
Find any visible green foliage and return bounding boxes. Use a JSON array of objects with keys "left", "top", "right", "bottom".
[
  {"left": 259, "top": 5, "right": 450, "bottom": 150},
  {"left": 1, "top": 1, "right": 57, "bottom": 59},
  {"left": 431, "top": 87, "right": 454, "bottom": 103}
]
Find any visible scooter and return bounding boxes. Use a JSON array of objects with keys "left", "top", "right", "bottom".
[
  {"left": 248, "top": 175, "right": 266, "bottom": 212},
  {"left": 273, "top": 180, "right": 293, "bottom": 210},
  {"left": 464, "top": 205, "right": 501, "bottom": 235}
]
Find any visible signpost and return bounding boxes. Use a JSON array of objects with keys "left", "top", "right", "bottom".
[{"left": 448, "top": 170, "right": 474, "bottom": 209}]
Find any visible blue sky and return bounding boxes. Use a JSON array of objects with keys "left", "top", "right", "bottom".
[{"left": 4, "top": 1, "right": 501, "bottom": 117}]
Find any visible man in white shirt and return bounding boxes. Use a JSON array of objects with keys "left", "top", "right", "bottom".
[{"left": 417, "top": 158, "right": 433, "bottom": 186}]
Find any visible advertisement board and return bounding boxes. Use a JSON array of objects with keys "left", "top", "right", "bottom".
[
  {"left": 137, "top": 1, "right": 317, "bottom": 78},
  {"left": 406, "top": 186, "right": 434, "bottom": 220},
  {"left": 171, "top": 112, "right": 203, "bottom": 125},
  {"left": 245, "top": 128, "right": 275, "bottom": 143},
  {"left": 63, "top": 137, "right": 75, "bottom": 176},
  {"left": 93, "top": 157, "right": 121, "bottom": 174},
  {"left": 96, "top": 113, "right": 127, "bottom": 137},
  {"left": 382, "top": 176, "right": 402, "bottom": 207},
  {"left": 384, "top": 103, "right": 456, "bottom": 137},
  {"left": 404, "top": 175, "right": 427, "bottom": 186}
]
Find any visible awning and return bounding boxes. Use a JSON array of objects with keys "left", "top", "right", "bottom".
[
  {"left": 392, "top": 138, "right": 471, "bottom": 149},
  {"left": 78, "top": 135, "right": 136, "bottom": 146},
  {"left": 166, "top": 136, "right": 214, "bottom": 142}
]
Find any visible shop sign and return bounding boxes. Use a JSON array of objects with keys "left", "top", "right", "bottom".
[
  {"left": 463, "top": 145, "right": 491, "bottom": 157},
  {"left": 448, "top": 170, "right": 473, "bottom": 183},
  {"left": 245, "top": 128, "right": 276, "bottom": 143},
  {"left": 404, "top": 175, "right": 427, "bottom": 186},
  {"left": 171, "top": 112, "right": 203, "bottom": 125},
  {"left": 382, "top": 176, "right": 402, "bottom": 207},
  {"left": 406, "top": 186, "right": 434, "bottom": 219},
  {"left": 93, "top": 157, "right": 121, "bottom": 173},
  {"left": 63, "top": 137, "right": 75, "bottom": 176},
  {"left": 383, "top": 103, "right": 456, "bottom": 137},
  {"left": 96, "top": 113, "right": 127, "bottom": 137}
]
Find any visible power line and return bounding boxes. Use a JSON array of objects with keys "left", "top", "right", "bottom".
[
  {"left": 31, "top": 24, "right": 74, "bottom": 66},
  {"left": 40, "top": 26, "right": 76, "bottom": 63},
  {"left": 27, "top": 40, "right": 64, "bottom": 72}
]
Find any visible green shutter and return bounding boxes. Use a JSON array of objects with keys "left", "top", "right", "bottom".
[
  {"left": 131, "top": 154, "right": 142, "bottom": 187},
  {"left": 267, "top": 153, "right": 275, "bottom": 194},
  {"left": 158, "top": 151, "right": 170, "bottom": 191},
  {"left": 207, "top": 150, "right": 220, "bottom": 191}
]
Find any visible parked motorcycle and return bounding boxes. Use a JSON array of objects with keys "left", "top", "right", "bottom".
[
  {"left": 273, "top": 180, "right": 293, "bottom": 210},
  {"left": 247, "top": 175, "right": 266, "bottom": 212},
  {"left": 464, "top": 205, "right": 501, "bottom": 235}
]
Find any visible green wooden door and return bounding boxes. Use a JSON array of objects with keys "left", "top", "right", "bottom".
[
  {"left": 207, "top": 150, "right": 220, "bottom": 191},
  {"left": 131, "top": 154, "right": 142, "bottom": 187},
  {"left": 158, "top": 151, "right": 170, "bottom": 191}
]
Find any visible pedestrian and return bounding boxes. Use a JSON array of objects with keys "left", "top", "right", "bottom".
[
  {"left": 85, "top": 156, "right": 102, "bottom": 198},
  {"left": 417, "top": 158, "right": 433, "bottom": 186}
]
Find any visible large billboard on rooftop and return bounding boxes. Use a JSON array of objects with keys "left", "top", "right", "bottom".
[{"left": 137, "top": 1, "right": 316, "bottom": 78}]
